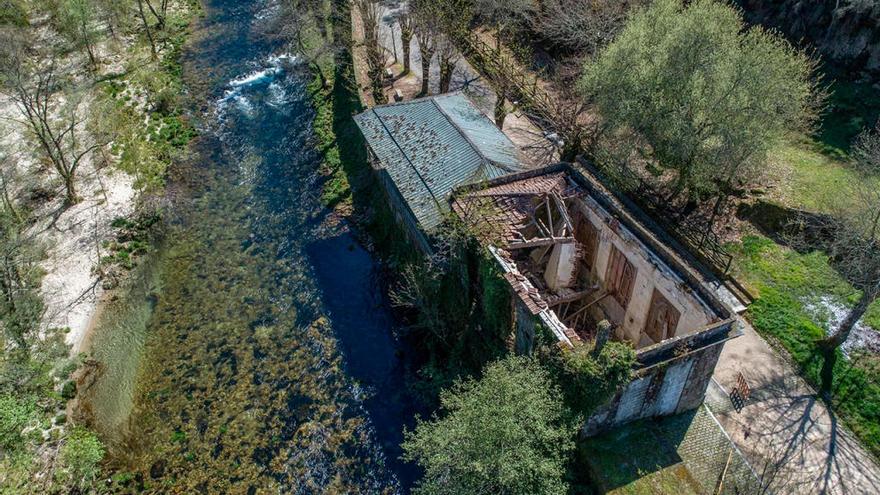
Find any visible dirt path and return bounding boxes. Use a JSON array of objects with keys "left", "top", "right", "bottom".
[{"left": 709, "top": 319, "right": 880, "bottom": 494}]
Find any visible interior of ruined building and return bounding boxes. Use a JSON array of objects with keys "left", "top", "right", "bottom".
[{"left": 456, "top": 170, "right": 722, "bottom": 350}]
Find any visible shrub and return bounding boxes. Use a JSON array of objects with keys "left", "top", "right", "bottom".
[
  {"left": 60, "top": 427, "right": 105, "bottom": 489},
  {"left": 551, "top": 341, "right": 636, "bottom": 415},
  {"left": 0, "top": 0, "right": 28, "bottom": 27},
  {"left": 60, "top": 380, "right": 76, "bottom": 400},
  {"left": 0, "top": 394, "right": 36, "bottom": 451}
]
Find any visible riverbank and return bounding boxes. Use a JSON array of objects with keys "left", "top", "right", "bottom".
[
  {"left": 0, "top": 2, "right": 203, "bottom": 493},
  {"left": 76, "top": 0, "right": 418, "bottom": 491}
]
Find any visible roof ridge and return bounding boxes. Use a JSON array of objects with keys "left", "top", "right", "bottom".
[
  {"left": 429, "top": 96, "right": 490, "bottom": 167},
  {"left": 430, "top": 95, "right": 521, "bottom": 174}
]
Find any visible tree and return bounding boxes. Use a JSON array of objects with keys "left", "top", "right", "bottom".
[
  {"left": 136, "top": 0, "right": 159, "bottom": 59},
  {"left": 582, "top": 0, "right": 820, "bottom": 210},
  {"left": 436, "top": 35, "right": 459, "bottom": 93},
  {"left": 412, "top": 0, "right": 437, "bottom": 96},
  {"left": 355, "top": 0, "right": 386, "bottom": 103},
  {"left": 809, "top": 124, "right": 880, "bottom": 396},
  {"left": 0, "top": 32, "right": 103, "bottom": 205},
  {"left": 402, "top": 356, "right": 573, "bottom": 495},
  {"left": 55, "top": 0, "right": 101, "bottom": 69},
  {"left": 473, "top": 0, "right": 536, "bottom": 52},
  {"left": 279, "top": 0, "right": 336, "bottom": 89},
  {"left": 533, "top": 0, "right": 634, "bottom": 57},
  {"left": 398, "top": 10, "right": 414, "bottom": 75}
]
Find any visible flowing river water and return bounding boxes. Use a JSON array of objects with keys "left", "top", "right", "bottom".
[{"left": 83, "top": 0, "right": 418, "bottom": 492}]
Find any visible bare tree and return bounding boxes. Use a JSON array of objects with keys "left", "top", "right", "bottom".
[
  {"left": 355, "top": 0, "right": 386, "bottom": 103},
  {"left": 473, "top": 0, "right": 536, "bottom": 51},
  {"left": 136, "top": 0, "right": 158, "bottom": 59},
  {"left": 808, "top": 124, "right": 880, "bottom": 397},
  {"left": 533, "top": 0, "right": 635, "bottom": 56},
  {"left": 413, "top": 3, "right": 437, "bottom": 96},
  {"left": 279, "top": 0, "right": 336, "bottom": 89},
  {"left": 436, "top": 35, "right": 459, "bottom": 93},
  {"left": 0, "top": 32, "right": 103, "bottom": 205},
  {"left": 398, "top": 10, "right": 414, "bottom": 75}
]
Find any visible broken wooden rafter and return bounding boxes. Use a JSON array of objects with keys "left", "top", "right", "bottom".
[
  {"left": 551, "top": 193, "right": 574, "bottom": 234},
  {"left": 507, "top": 236, "right": 574, "bottom": 250},
  {"left": 547, "top": 288, "right": 593, "bottom": 306},
  {"left": 564, "top": 291, "right": 609, "bottom": 325}
]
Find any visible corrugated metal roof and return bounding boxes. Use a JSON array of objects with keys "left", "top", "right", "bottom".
[
  {"left": 354, "top": 93, "right": 522, "bottom": 232},
  {"left": 433, "top": 93, "right": 521, "bottom": 171}
]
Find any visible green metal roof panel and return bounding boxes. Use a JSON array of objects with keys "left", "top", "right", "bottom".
[
  {"left": 354, "top": 94, "right": 522, "bottom": 232},
  {"left": 433, "top": 93, "right": 521, "bottom": 171}
]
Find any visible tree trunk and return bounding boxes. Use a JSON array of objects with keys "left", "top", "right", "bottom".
[
  {"left": 494, "top": 91, "right": 507, "bottom": 130},
  {"left": 402, "top": 33, "right": 412, "bottom": 74},
  {"left": 420, "top": 49, "right": 433, "bottom": 96},
  {"left": 818, "top": 291, "right": 873, "bottom": 395},
  {"left": 439, "top": 61, "right": 454, "bottom": 93},
  {"left": 137, "top": 0, "right": 158, "bottom": 60},
  {"left": 64, "top": 174, "right": 79, "bottom": 206}
]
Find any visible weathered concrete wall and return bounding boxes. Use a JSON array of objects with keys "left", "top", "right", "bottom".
[
  {"left": 582, "top": 320, "right": 735, "bottom": 436},
  {"left": 572, "top": 197, "right": 717, "bottom": 348}
]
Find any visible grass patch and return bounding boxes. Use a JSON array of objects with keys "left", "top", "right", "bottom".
[
  {"left": 764, "top": 138, "right": 869, "bottom": 212},
  {"left": 577, "top": 418, "right": 700, "bottom": 494},
  {"left": 728, "top": 235, "right": 880, "bottom": 459}
]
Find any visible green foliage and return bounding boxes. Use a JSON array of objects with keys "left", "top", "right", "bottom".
[
  {"left": 60, "top": 380, "right": 77, "bottom": 400},
  {"left": 60, "top": 426, "right": 105, "bottom": 489},
  {"left": 53, "top": 0, "right": 100, "bottom": 64},
  {"left": 550, "top": 342, "right": 636, "bottom": 416},
  {"left": 729, "top": 234, "right": 880, "bottom": 329},
  {"left": 0, "top": 0, "right": 28, "bottom": 26},
  {"left": 478, "top": 254, "right": 512, "bottom": 342},
  {"left": 818, "top": 77, "right": 880, "bottom": 157},
  {"left": 584, "top": 0, "right": 820, "bottom": 201},
  {"left": 0, "top": 394, "right": 36, "bottom": 451},
  {"left": 0, "top": 211, "right": 44, "bottom": 355},
  {"left": 402, "top": 356, "right": 574, "bottom": 495}
]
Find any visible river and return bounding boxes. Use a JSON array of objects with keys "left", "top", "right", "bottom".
[{"left": 85, "top": 0, "right": 418, "bottom": 492}]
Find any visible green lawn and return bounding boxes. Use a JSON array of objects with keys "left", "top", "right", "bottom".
[
  {"left": 764, "top": 139, "right": 860, "bottom": 212},
  {"left": 727, "top": 235, "right": 880, "bottom": 459}
]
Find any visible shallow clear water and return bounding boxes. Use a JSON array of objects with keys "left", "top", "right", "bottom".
[{"left": 87, "top": 0, "right": 418, "bottom": 492}]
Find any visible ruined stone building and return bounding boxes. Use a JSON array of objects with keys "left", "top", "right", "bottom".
[
  {"left": 354, "top": 94, "right": 740, "bottom": 435},
  {"left": 353, "top": 92, "right": 523, "bottom": 253},
  {"left": 453, "top": 163, "right": 741, "bottom": 434}
]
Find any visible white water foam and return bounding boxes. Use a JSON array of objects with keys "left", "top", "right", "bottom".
[{"left": 216, "top": 53, "right": 297, "bottom": 118}]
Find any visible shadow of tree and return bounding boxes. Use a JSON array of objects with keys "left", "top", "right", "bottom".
[{"left": 723, "top": 371, "right": 880, "bottom": 494}]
